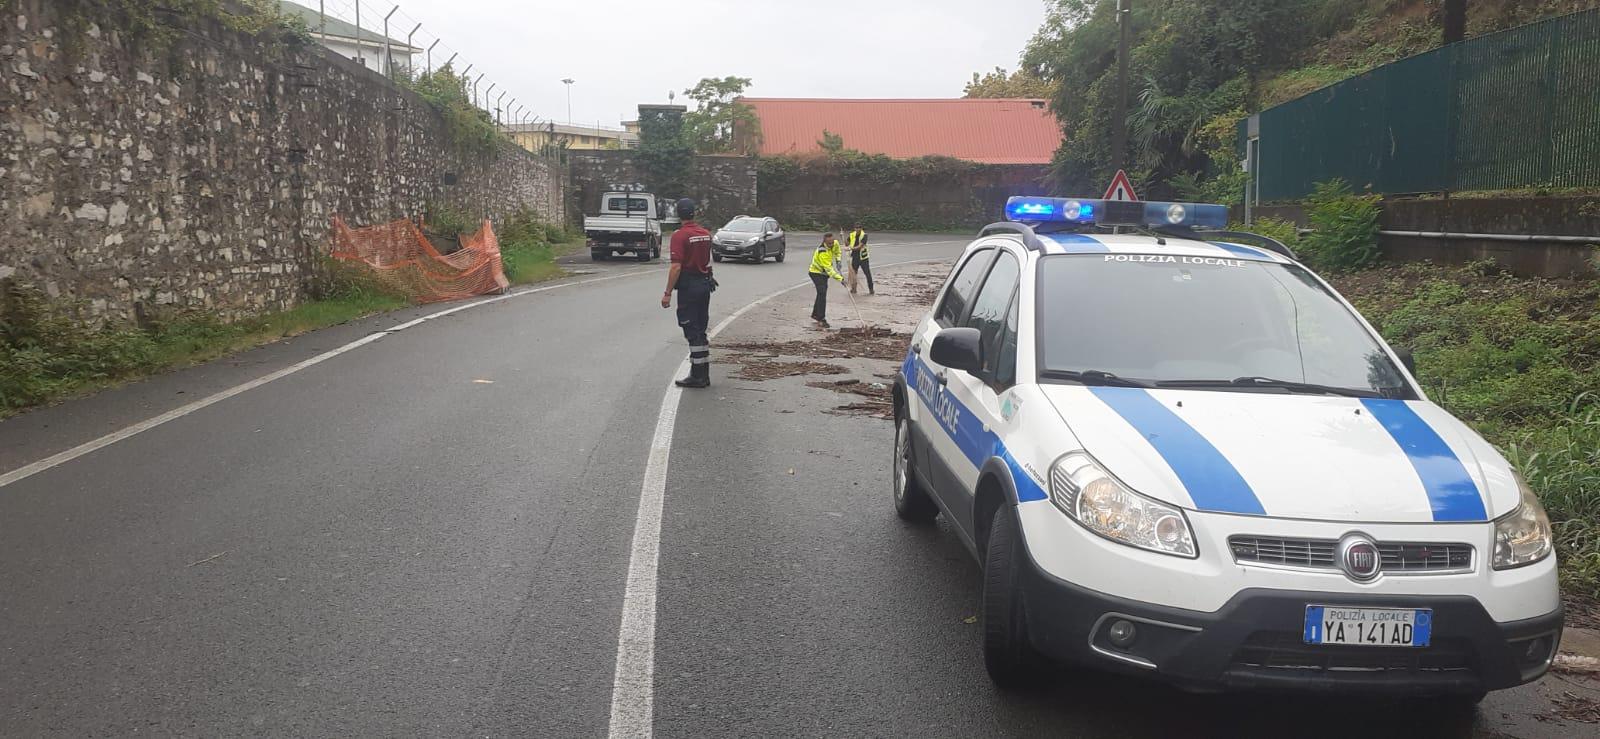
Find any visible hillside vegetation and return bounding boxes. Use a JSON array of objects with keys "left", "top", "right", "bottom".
[{"left": 1020, "top": 0, "right": 1600, "bottom": 201}]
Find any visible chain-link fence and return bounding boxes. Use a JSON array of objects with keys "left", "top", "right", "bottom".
[{"left": 1243, "top": 9, "right": 1600, "bottom": 202}]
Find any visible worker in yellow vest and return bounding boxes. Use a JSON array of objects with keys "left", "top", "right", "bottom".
[
  {"left": 809, "top": 233, "right": 846, "bottom": 328},
  {"left": 846, "top": 224, "right": 872, "bottom": 294}
]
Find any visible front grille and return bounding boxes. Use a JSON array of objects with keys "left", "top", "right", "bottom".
[
  {"left": 1229, "top": 536, "right": 1473, "bottom": 574},
  {"left": 1228, "top": 536, "right": 1336, "bottom": 568},
  {"left": 1231, "top": 630, "right": 1475, "bottom": 674},
  {"left": 1378, "top": 542, "right": 1473, "bottom": 571}
]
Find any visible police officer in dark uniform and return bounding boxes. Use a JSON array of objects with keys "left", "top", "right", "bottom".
[{"left": 660, "top": 198, "right": 715, "bottom": 388}]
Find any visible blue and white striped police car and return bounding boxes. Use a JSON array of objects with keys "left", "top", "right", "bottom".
[{"left": 892, "top": 196, "right": 1561, "bottom": 699}]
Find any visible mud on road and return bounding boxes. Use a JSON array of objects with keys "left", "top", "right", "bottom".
[{"left": 717, "top": 263, "right": 946, "bottom": 419}]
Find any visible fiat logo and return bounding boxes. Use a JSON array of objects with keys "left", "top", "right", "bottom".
[{"left": 1337, "top": 534, "right": 1382, "bottom": 582}]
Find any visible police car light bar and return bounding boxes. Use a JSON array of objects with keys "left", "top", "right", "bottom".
[{"left": 1004, "top": 196, "right": 1228, "bottom": 230}]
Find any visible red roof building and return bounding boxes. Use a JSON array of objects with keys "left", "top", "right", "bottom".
[{"left": 738, "top": 98, "right": 1060, "bottom": 165}]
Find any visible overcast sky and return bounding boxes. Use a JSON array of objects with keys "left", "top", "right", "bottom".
[{"left": 357, "top": 0, "right": 1048, "bottom": 128}]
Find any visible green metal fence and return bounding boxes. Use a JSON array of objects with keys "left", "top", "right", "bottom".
[{"left": 1243, "top": 9, "right": 1600, "bottom": 202}]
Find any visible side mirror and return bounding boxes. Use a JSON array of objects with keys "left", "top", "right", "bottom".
[
  {"left": 930, "top": 327, "right": 984, "bottom": 375},
  {"left": 1395, "top": 348, "right": 1417, "bottom": 377}
]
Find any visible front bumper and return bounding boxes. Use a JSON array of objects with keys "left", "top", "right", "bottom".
[
  {"left": 715, "top": 242, "right": 760, "bottom": 257},
  {"left": 1018, "top": 552, "right": 1564, "bottom": 694}
]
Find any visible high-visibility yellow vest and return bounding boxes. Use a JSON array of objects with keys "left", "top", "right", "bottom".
[
  {"left": 848, "top": 229, "right": 869, "bottom": 259},
  {"left": 809, "top": 243, "right": 843, "bottom": 280}
]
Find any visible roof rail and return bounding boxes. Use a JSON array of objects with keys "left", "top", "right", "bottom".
[
  {"left": 1204, "top": 230, "right": 1298, "bottom": 260},
  {"left": 979, "top": 222, "right": 1046, "bottom": 251}
]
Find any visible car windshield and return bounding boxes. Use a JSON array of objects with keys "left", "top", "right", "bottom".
[
  {"left": 723, "top": 218, "right": 766, "bottom": 233},
  {"left": 1036, "top": 255, "right": 1412, "bottom": 398}
]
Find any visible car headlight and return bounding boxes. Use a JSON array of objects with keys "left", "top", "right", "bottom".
[
  {"left": 1049, "top": 452, "right": 1197, "bottom": 558},
  {"left": 1493, "top": 474, "right": 1553, "bottom": 569},
  {"left": 745, "top": 236, "right": 761, "bottom": 245}
]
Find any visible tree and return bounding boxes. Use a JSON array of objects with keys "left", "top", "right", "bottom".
[
  {"left": 818, "top": 130, "right": 845, "bottom": 154},
  {"left": 637, "top": 106, "right": 693, "bottom": 196},
  {"left": 962, "top": 67, "right": 1057, "bottom": 99},
  {"left": 681, "top": 76, "right": 761, "bottom": 155}
]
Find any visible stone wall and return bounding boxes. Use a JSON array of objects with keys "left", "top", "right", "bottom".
[
  {"left": 758, "top": 164, "right": 1050, "bottom": 231},
  {"left": 0, "top": 0, "right": 566, "bottom": 322},
  {"left": 567, "top": 150, "right": 756, "bottom": 226}
]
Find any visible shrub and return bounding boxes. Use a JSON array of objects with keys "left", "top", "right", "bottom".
[
  {"left": 1233, "top": 217, "right": 1302, "bottom": 254},
  {"left": 1303, "top": 179, "right": 1381, "bottom": 271}
]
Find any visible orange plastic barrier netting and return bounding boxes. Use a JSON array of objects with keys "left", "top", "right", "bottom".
[{"left": 329, "top": 216, "right": 509, "bottom": 303}]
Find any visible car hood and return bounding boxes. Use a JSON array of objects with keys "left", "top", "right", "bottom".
[
  {"left": 714, "top": 231, "right": 758, "bottom": 240},
  {"left": 1039, "top": 385, "right": 1518, "bottom": 523}
]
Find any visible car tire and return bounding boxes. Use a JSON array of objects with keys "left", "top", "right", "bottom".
[
  {"left": 893, "top": 413, "right": 939, "bottom": 523},
  {"left": 591, "top": 249, "right": 608, "bottom": 261},
  {"left": 712, "top": 253, "right": 723, "bottom": 263},
  {"left": 982, "top": 507, "right": 1046, "bottom": 689},
  {"left": 636, "top": 248, "right": 651, "bottom": 262},
  {"left": 753, "top": 245, "right": 766, "bottom": 264},
  {"left": 774, "top": 245, "right": 786, "bottom": 263}
]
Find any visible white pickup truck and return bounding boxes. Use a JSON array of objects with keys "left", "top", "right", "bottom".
[{"left": 584, "top": 191, "right": 662, "bottom": 262}]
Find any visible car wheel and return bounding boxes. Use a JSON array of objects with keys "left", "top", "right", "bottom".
[
  {"left": 753, "top": 245, "right": 766, "bottom": 264},
  {"left": 774, "top": 245, "right": 786, "bottom": 263},
  {"left": 983, "top": 507, "right": 1046, "bottom": 688},
  {"left": 591, "top": 249, "right": 608, "bottom": 261},
  {"left": 712, "top": 253, "right": 723, "bottom": 263},
  {"left": 636, "top": 248, "right": 651, "bottom": 262},
  {"left": 893, "top": 413, "right": 938, "bottom": 523}
]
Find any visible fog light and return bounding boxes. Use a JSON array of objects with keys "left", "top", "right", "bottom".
[
  {"left": 1108, "top": 619, "right": 1138, "bottom": 648},
  {"left": 1521, "top": 636, "right": 1551, "bottom": 665}
]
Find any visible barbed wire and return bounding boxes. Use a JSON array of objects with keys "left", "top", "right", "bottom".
[{"left": 298, "top": 0, "right": 541, "bottom": 129}]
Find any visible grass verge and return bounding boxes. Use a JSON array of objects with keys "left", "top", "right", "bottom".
[
  {"left": 1331, "top": 261, "right": 1600, "bottom": 602},
  {"left": 0, "top": 263, "right": 407, "bottom": 418},
  {"left": 500, "top": 210, "right": 583, "bottom": 286}
]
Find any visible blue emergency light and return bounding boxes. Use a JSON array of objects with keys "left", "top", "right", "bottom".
[{"left": 1004, "top": 196, "right": 1228, "bottom": 230}]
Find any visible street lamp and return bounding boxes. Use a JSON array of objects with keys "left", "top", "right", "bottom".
[{"left": 561, "top": 78, "right": 575, "bottom": 125}]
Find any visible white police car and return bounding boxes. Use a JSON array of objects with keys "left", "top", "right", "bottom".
[{"left": 892, "top": 196, "right": 1561, "bottom": 699}]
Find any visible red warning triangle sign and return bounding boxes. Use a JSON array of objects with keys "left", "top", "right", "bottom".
[{"left": 1102, "top": 169, "right": 1140, "bottom": 202}]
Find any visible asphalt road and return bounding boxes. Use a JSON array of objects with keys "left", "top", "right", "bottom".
[{"left": 1, "top": 233, "right": 1594, "bottom": 737}]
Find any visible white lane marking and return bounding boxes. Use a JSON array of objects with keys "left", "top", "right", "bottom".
[
  {"left": 0, "top": 268, "right": 659, "bottom": 490},
  {"left": 606, "top": 257, "right": 947, "bottom": 739}
]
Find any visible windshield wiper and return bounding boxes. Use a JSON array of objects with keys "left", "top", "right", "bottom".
[
  {"left": 1156, "top": 376, "right": 1379, "bottom": 398},
  {"left": 1040, "top": 369, "right": 1153, "bottom": 388}
]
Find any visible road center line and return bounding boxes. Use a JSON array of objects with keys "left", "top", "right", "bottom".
[
  {"left": 0, "top": 268, "right": 659, "bottom": 490},
  {"left": 606, "top": 257, "right": 947, "bottom": 739}
]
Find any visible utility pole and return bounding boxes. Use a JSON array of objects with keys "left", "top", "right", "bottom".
[
  {"left": 1111, "top": 0, "right": 1131, "bottom": 174},
  {"left": 1442, "top": 0, "right": 1467, "bottom": 44},
  {"left": 562, "top": 78, "right": 575, "bottom": 125}
]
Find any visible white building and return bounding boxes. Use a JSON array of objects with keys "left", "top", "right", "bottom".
[{"left": 278, "top": 1, "right": 420, "bottom": 76}]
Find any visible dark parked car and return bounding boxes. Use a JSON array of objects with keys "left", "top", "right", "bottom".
[{"left": 711, "top": 216, "right": 786, "bottom": 264}]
